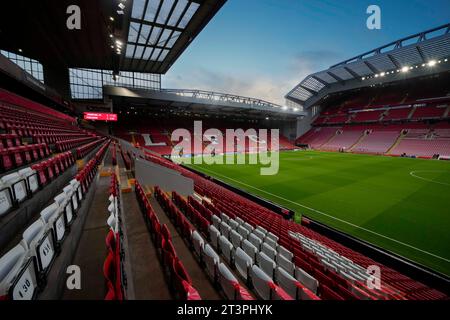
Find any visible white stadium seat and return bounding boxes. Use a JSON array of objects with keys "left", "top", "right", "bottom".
[
  {"left": 228, "top": 219, "right": 239, "bottom": 230},
  {"left": 277, "top": 245, "right": 293, "bottom": 261},
  {"left": 252, "top": 229, "right": 265, "bottom": 241},
  {"left": 212, "top": 215, "right": 221, "bottom": 229},
  {"left": 275, "top": 267, "right": 298, "bottom": 299},
  {"left": 220, "top": 221, "right": 231, "bottom": 239},
  {"left": 220, "top": 213, "right": 230, "bottom": 223},
  {"left": 251, "top": 265, "right": 273, "bottom": 300},
  {"left": 107, "top": 213, "right": 117, "bottom": 231},
  {"left": 1, "top": 172, "right": 27, "bottom": 203},
  {"left": 264, "top": 237, "right": 277, "bottom": 250},
  {"left": 261, "top": 242, "right": 277, "bottom": 260},
  {"left": 18, "top": 167, "right": 39, "bottom": 194},
  {"left": 217, "top": 263, "right": 239, "bottom": 300},
  {"left": 0, "top": 181, "right": 14, "bottom": 216},
  {"left": 255, "top": 226, "right": 267, "bottom": 235},
  {"left": 242, "top": 222, "right": 254, "bottom": 233},
  {"left": 63, "top": 185, "right": 78, "bottom": 212},
  {"left": 230, "top": 229, "right": 243, "bottom": 249},
  {"left": 237, "top": 225, "right": 250, "bottom": 239},
  {"left": 40, "top": 203, "right": 66, "bottom": 243},
  {"left": 234, "top": 248, "right": 253, "bottom": 281},
  {"left": 209, "top": 225, "right": 220, "bottom": 249},
  {"left": 219, "top": 235, "right": 233, "bottom": 264},
  {"left": 70, "top": 179, "right": 82, "bottom": 201},
  {"left": 295, "top": 267, "right": 319, "bottom": 294},
  {"left": 257, "top": 251, "right": 276, "bottom": 279},
  {"left": 202, "top": 244, "right": 220, "bottom": 281},
  {"left": 266, "top": 231, "right": 279, "bottom": 242},
  {"left": 191, "top": 231, "right": 205, "bottom": 258},
  {"left": 242, "top": 239, "right": 258, "bottom": 261},
  {"left": 235, "top": 217, "right": 245, "bottom": 225},
  {"left": 277, "top": 253, "right": 295, "bottom": 275},
  {"left": 22, "top": 219, "right": 55, "bottom": 273},
  {"left": 248, "top": 233, "right": 262, "bottom": 250},
  {"left": 54, "top": 192, "right": 74, "bottom": 225},
  {"left": 0, "top": 244, "right": 38, "bottom": 300}
]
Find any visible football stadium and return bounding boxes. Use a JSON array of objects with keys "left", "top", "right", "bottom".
[{"left": 0, "top": 0, "right": 449, "bottom": 305}]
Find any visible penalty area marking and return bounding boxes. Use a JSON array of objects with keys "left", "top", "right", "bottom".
[
  {"left": 191, "top": 164, "right": 450, "bottom": 264},
  {"left": 409, "top": 170, "right": 450, "bottom": 187}
]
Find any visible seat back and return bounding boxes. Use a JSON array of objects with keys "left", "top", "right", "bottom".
[
  {"left": 217, "top": 263, "right": 239, "bottom": 300},
  {"left": 277, "top": 253, "right": 295, "bottom": 275},
  {"left": 295, "top": 267, "right": 319, "bottom": 293},
  {"left": 257, "top": 251, "right": 276, "bottom": 279},
  {"left": 209, "top": 225, "right": 220, "bottom": 249},
  {"left": 264, "top": 237, "right": 277, "bottom": 250},
  {"left": 237, "top": 225, "right": 249, "bottom": 239},
  {"left": 2, "top": 172, "right": 27, "bottom": 202},
  {"left": 191, "top": 231, "right": 204, "bottom": 258},
  {"left": 202, "top": 244, "right": 219, "bottom": 280},
  {"left": 251, "top": 265, "right": 273, "bottom": 300},
  {"left": 211, "top": 215, "right": 221, "bottom": 228},
  {"left": 228, "top": 219, "right": 239, "bottom": 230},
  {"left": 219, "top": 235, "right": 233, "bottom": 264},
  {"left": 242, "top": 239, "right": 258, "bottom": 261},
  {"left": 261, "top": 242, "right": 277, "bottom": 260},
  {"left": 1, "top": 246, "right": 38, "bottom": 300},
  {"left": 230, "top": 229, "right": 243, "bottom": 249},
  {"left": 248, "top": 233, "right": 262, "bottom": 250},
  {"left": 219, "top": 221, "right": 231, "bottom": 239},
  {"left": 253, "top": 229, "right": 265, "bottom": 241},
  {"left": 277, "top": 245, "right": 293, "bottom": 261},
  {"left": 234, "top": 247, "right": 253, "bottom": 281},
  {"left": 0, "top": 184, "right": 14, "bottom": 216}
]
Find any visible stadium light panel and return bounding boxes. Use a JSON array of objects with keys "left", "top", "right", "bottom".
[
  {"left": 427, "top": 60, "right": 437, "bottom": 67},
  {"left": 401, "top": 66, "right": 409, "bottom": 73}
]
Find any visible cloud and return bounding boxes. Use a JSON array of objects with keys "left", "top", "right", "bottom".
[{"left": 163, "top": 50, "right": 343, "bottom": 106}]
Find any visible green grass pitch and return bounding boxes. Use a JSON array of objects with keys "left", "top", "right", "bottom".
[{"left": 188, "top": 150, "right": 450, "bottom": 277}]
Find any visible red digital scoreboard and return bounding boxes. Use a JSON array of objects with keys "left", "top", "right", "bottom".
[{"left": 83, "top": 112, "right": 118, "bottom": 121}]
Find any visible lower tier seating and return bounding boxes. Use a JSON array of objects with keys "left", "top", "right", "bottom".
[{"left": 0, "top": 140, "right": 110, "bottom": 300}]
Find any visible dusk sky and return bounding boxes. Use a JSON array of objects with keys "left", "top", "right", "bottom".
[{"left": 163, "top": 0, "right": 450, "bottom": 105}]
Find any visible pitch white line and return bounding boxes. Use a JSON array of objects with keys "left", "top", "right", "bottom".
[
  {"left": 192, "top": 164, "right": 450, "bottom": 263},
  {"left": 410, "top": 170, "right": 450, "bottom": 187}
]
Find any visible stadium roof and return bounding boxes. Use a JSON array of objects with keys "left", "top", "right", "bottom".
[
  {"left": 0, "top": 0, "right": 225, "bottom": 74},
  {"left": 104, "top": 86, "right": 306, "bottom": 118},
  {"left": 286, "top": 23, "right": 450, "bottom": 109}
]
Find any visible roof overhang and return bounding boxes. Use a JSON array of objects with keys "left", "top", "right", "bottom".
[
  {"left": 286, "top": 23, "right": 450, "bottom": 109},
  {"left": 0, "top": 0, "right": 226, "bottom": 74},
  {"left": 104, "top": 86, "right": 306, "bottom": 119}
]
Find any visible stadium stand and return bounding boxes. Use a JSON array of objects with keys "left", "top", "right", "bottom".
[{"left": 296, "top": 75, "right": 450, "bottom": 158}]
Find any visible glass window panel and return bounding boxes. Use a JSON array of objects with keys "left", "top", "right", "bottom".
[
  {"left": 148, "top": 27, "right": 162, "bottom": 45},
  {"left": 142, "top": 47, "right": 153, "bottom": 60},
  {"left": 150, "top": 48, "right": 162, "bottom": 60},
  {"left": 158, "top": 29, "right": 172, "bottom": 46},
  {"left": 179, "top": 2, "right": 199, "bottom": 29},
  {"left": 138, "top": 24, "right": 151, "bottom": 44},
  {"left": 134, "top": 45, "right": 145, "bottom": 59},
  {"left": 144, "top": 0, "right": 161, "bottom": 22},
  {"left": 165, "top": 31, "right": 180, "bottom": 48},
  {"left": 157, "top": 49, "right": 169, "bottom": 61},
  {"left": 132, "top": 0, "right": 146, "bottom": 19},
  {"left": 167, "top": 0, "right": 188, "bottom": 26},
  {"left": 156, "top": 0, "right": 175, "bottom": 24},
  {"left": 126, "top": 44, "right": 136, "bottom": 58},
  {"left": 128, "top": 22, "right": 140, "bottom": 43}
]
